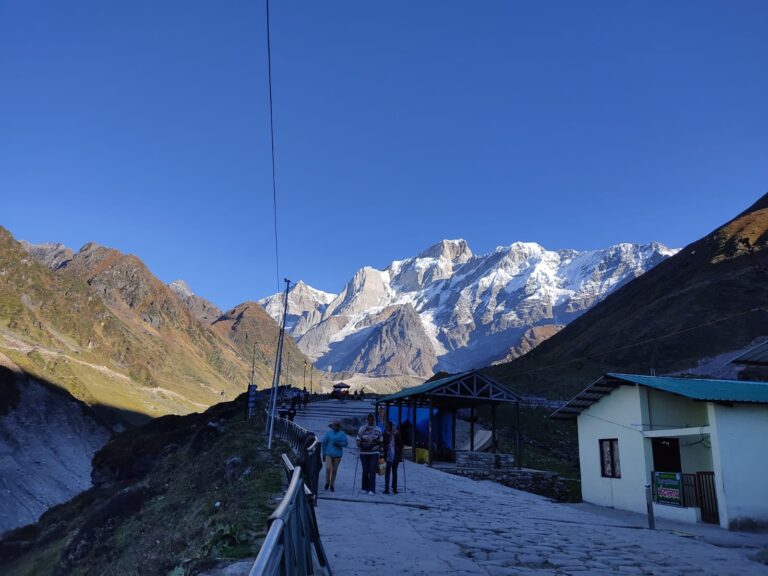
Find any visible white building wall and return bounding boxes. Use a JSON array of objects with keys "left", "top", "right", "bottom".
[
  {"left": 679, "top": 437, "right": 713, "bottom": 473},
  {"left": 647, "top": 389, "right": 708, "bottom": 430},
  {"left": 709, "top": 403, "right": 768, "bottom": 529},
  {"left": 578, "top": 385, "right": 649, "bottom": 514}
]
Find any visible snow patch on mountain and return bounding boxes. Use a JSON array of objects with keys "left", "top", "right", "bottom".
[{"left": 260, "top": 239, "right": 677, "bottom": 377}]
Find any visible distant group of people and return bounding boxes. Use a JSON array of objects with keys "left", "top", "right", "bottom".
[
  {"left": 320, "top": 412, "right": 403, "bottom": 495},
  {"left": 279, "top": 387, "right": 311, "bottom": 421}
]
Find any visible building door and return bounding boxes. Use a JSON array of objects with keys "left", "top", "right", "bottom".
[
  {"left": 696, "top": 472, "right": 720, "bottom": 525},
  {"left": 652, "top": 438, "right": 681, "bottom": 472}
]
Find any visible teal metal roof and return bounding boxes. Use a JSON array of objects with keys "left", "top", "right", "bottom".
[
  {"left": 378, "top": 370, "right": 522, "bottom": 404},
  {"left": 606, "top": 373, "right": 768, "bottom": 403},
  {"left": 552, "top": 373, "right": 768, "bottom": 420}
]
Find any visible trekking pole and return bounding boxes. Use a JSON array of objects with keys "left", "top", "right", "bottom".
[{"left": 352, "top": 455, "right": 359, "bottom": 495}]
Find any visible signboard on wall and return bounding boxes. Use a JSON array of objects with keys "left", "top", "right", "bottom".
[{"left": 654, "top": 471, "right": 683, "bottom": 506}]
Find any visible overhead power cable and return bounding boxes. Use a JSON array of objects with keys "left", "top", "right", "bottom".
[{"left": 265, "top": 0, "right": 281, "bottom": 293}]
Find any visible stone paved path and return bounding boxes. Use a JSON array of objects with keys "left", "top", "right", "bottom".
[{"left": 297, "top": 402, "right": 768, "bottom": 576}]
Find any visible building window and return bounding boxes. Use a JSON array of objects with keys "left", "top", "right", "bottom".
[{"left": 600, "top": 439, "right": 621, "bottom": 478}]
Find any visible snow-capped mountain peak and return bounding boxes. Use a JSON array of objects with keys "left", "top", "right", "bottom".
[
  {"left": 257, "top": 280, "right": 337, "bottom": 337},
  {"left": 259, "top": 239, "right": 677, "bottom": 377}
]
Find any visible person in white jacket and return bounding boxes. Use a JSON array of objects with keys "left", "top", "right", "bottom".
[{"left": 356, "top": 413, "right": 383, "bottom": 495}]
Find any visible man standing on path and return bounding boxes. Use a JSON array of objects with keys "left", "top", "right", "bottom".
[
  {"left": 321, "top": 420, "right": 348, "bottom": 492},
  {"left": 357, "top": 413, "right": 382, "bottom": 495},
  {"left": 383, "top": 421, "right": 403, "bottom": 494}
]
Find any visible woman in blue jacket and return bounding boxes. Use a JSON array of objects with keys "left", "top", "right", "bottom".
[{"left": 321, "top": 420, "right": 348, "bottom": 491}]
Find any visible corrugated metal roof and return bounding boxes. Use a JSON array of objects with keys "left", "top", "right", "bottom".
[
  {"left": 607, "top": 373, "right": 768, "bottom": 402},
  {"left": 732, "top": 341, "right": 768, "bottom": 366},
  {"left": 551, "top": 373, "right": 768, "bottom": 420}
]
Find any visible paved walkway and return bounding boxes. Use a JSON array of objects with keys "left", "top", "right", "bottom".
[{"left": 297, "top": 403, "right": 768, "bottom": 576}]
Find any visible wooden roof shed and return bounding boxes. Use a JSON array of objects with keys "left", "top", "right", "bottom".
[{"left": 376, "top": 370, "right": 523, "bottom": 465}]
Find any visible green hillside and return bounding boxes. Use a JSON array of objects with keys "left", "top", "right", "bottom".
[
  {"left": 486, "top": 193, "right": 768, "bottom": 399},
  {"left": 0, "top": 227, "right": 312, "bottom": 422}
]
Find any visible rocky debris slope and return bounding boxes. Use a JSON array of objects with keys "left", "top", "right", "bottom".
[
  {"left": 0, "top": 395, "right": 283, "bottom": 576},
  {"left": 0, "top": 357, "right": 110, "bottom": 535}
]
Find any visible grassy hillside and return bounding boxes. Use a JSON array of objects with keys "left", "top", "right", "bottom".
[
  {"left": 486, "top": 194, "right": 768, "bottom": 399},
  {"left": 0, "top": 395, "right": 283, "bottom": 576},
  {"left": 213, "top": 301, "right": 312, "bottom": 392},
  {"left": 0, "top": 227, "right": 313, "bottom": 421}
]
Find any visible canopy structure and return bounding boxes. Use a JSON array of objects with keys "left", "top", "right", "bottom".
[
  {"left": 732, "top": 341, "right": 768, "bottom": 367},
  {"left": 332, "top": 382, "right": 351, "bottom": 389},
  {"left": 376, "top": 370, "right": 523, "bottom": 465}
]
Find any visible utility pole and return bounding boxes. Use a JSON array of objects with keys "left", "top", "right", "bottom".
[
  {"left": 267, "top": 279, "right": 291, "bottom": 449},
  {"left": 247, "top": 341, "right": 257, "bottom": 420},
  {"left": 250, "top": 342, "right": 257, "bottom": 386},
  {"left": 303, "top": 359, "right": 307, "bottom": 390}
]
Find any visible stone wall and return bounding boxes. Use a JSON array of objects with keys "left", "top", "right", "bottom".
[
  {"left": 455, "top": 450, "right": 515, "bottom": 470},
  {"left": 452, "top": 451, "right": 575, "bottom": 502}
]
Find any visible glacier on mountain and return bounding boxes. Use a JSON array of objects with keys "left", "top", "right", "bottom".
[{"left": 259, "top": 239, "right": 677, "bottom": 377}]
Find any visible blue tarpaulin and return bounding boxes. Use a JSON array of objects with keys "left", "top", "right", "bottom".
[{"left": 385, "top": 406, "right": 453, "bottom": 450}]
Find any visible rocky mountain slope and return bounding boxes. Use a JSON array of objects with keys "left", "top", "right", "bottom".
[
  {"left": 486, "top": 193, "right": 768, "bottom": 399},
  {"left": 211, "top": 301, "right": 311, "bottom": 389},
  {"left": 169, "top": 280, "right": 223, "bottom": 325},
  {"left": 260, "top": 239, "right": 675, "bottom": 377},
  {"left": 0, "top": 227, "right": 312, "bottom": 533}
]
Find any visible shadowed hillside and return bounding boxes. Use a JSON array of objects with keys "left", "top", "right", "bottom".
[
  {"left": 0, "top": 395, "right": 283, "bottom": 576},
  {"left": 487, "top": 194, "right": 768, "bottom": 399}
]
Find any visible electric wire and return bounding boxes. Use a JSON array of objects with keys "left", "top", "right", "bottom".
[{"left": 265, "top": 0, "right": 281, "bottom": 293}]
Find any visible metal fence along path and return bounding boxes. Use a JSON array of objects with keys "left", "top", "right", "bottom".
[{"left": 250, "top": 413, "right": 331, "bottom": 576}]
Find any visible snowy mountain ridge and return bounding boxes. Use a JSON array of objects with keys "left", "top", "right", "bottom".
[{"left": 259, "top": 239, "right": 677, "bottom": 377}]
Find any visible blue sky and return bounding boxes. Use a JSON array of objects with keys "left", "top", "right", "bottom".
[{"left": 2, "top": 1, "right": 767, "bottom": 309}]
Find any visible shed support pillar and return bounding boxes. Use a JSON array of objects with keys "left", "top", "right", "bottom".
[
  {"left": 428, "top": 397, "right": 434, "bottom": 466},
  {"left": 515, "top": 402, "right": 521, "bottom": 469},
  {"left": 451, "top": 408, "right": 457, "bottom": 454},
  {"left": 411, "top": 401, "right": 417, "bottom": 463},
  {"left": 492, "top": 403, "right": 497, "bottom": 453},
  {"left": 470, "top": 406, "right": 475, "bottom": 452}
]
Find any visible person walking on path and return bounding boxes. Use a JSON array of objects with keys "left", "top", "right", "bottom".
[
  {"left": 383, "top": 421, "right": 403, "bottom": 494},
  {"left": 357, "top": 413, "right": 383, "bottom": 495},
  {"left": 321, "top": 420, "right": 348, "bottom": 492}
]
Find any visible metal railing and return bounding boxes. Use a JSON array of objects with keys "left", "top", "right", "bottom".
[
  {"left": 268, "top": 413, "right": 323, "bottom": 502},
  {"left": 250, "top": 414, "right": 330, "bottom": 575}
]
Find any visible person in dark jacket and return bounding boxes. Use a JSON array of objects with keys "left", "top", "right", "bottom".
[
  {"left": 321, "top": 420, "right": 348, "bottom": 491},
  {"left": 356, "top": 413, "right": 383, "bottom": 495},
  {"left": 383, "top": 421, "right": 403, "bottom": 494}
]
